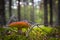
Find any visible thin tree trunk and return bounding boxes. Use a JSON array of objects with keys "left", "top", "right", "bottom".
[
  {"left": 49, "top": 0, "right": 53, "bottom": 26},
  {"left": 0, "top": 0, "right": 6, "bottom": 26},
  {"left": 30, "top": 0, "right": 35, "bottom": 22},
  {"left": 18, "top": 0, "right": 21, "bottom": 21},
  {"left": 44, "top": 0, "right": 48, "bottom": 26},
  {"left": 9, "top": 0, "right": 12, "bottom": 18},
  {"left": 24, "top": 1, "right": 27, "bottom": 20}
]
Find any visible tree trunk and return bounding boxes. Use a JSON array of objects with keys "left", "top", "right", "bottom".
[
  {"left": 0, "top": 0, "right": 6, "bottom": 26},
  {"left": 9, "top": 0, "right": 12, "bottom": 18},
  {"left": 18, "top": 0, "right": 21, "bottom": 21},
  {"left": 44, "top": 0, "right": 48, "bottom": 26},
  {"left": 49, "top": 0, "right": 53, "bottom": 26},
  {"left": 30, "top": 0, "right": 35, "bottom": 22},
  {"left": 23, "top": 0, "right": 27, "bottom": 20}
]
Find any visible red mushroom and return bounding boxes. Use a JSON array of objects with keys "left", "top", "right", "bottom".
[{"left": 9, "top": 21, "right": 31, "bottom": 35}]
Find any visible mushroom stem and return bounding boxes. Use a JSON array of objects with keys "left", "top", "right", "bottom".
[
  {"left": 18, "top": 28, "right": 22, "bottom": 35},
  {"left": 18, "top": 30, "right": 22, "bottom": 35}
]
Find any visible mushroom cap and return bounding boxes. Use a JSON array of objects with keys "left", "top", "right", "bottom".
[{"left": 9, "top": 21, "right": 30, "bottom": 29}]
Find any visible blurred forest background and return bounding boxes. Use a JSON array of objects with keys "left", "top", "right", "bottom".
[
  {"left": 4, "top": 0, "right": 58, "bottom": 26},
  {"left": 0, "top": 0, "right": 60, "bottom": 40},
  {"left": 5, "top": 0, "right": 43, "bottom": 23},
  {"left": 0, "top": 0, "right": 59, "bottom": 27}
]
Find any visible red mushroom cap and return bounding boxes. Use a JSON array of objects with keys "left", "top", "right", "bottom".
[{"left": 9, "top": 21, "right": 30, "bottom": 29}]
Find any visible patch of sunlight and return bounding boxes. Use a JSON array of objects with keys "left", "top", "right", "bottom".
[
  {"left": 41, "top": 26, "right": 53, "bottom": 33},
  {"left": 22, "top": 28, "right": 27, "bottom": 32},
  {"left": 33, "top": 26, "right": 53, "bottom": 33}
]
